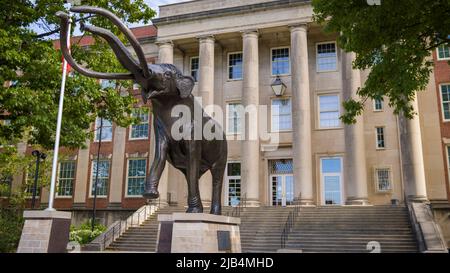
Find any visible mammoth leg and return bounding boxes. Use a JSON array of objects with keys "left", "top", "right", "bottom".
[
  {"left": 143, "top": 119, "right": 168, "bottom": 199},
  {"left": 185, "top": 140, "right": 203, "bottom": 213},
  {"left": 210, "top": 159, "right": 226, "bottom": 215}
]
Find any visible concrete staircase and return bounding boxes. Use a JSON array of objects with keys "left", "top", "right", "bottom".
[
  {"left": 285, "top": 206, "right": 419, "bottom": 253},
  {"left": 105, "top": 205, "right": 419, "bottom": 253}
]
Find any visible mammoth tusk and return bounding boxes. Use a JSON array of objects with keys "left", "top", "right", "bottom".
[
  {"left": 55, "top": 11, "right": 134, "bottom": 80},
  {"left": 70, "top": 6, "right": 151, "bottom": 79}
]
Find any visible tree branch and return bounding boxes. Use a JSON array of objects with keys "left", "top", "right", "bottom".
[{"left": 34, "top": 15, "right": 95, "bottom": 39}]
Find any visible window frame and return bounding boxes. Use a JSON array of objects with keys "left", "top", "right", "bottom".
[
  {"left": 320, "top": 156, "right": 344, "bottom": 206},
  {"left": 373, "top": 98, "right": 384, "bottom": 112},
  {"left": 439, "top": 83, "right": 450, "bottom": 122},
  {"left": 129, "top": 109, "right": 150, "bottom": 141},
  {"left": 55, "top": 160, "right": 76, "bottom": 198},
  {"left": 125, "top": 158, "right": 147, "bottom": 198},
  {"left": 226, "top": 102, "right": 243, "bottom": 135},
  {"left": 317, "top": 94, "right": 341, "bottom": 129},
  {"left": 227, "top": 51, "right": 243, "bottom": 81},
  {"left": 375, "top": 126, "right": 386, "bottom": 150},
  {"left": 271, "top": 97, "right": 293, "bottom": 133},
  {"left": 316, "top": 41, "right": 338, "bottom": 73},
  {"left": 224, "top": 161, "right": 241, "bottom": 207},
  {"left": 374, "top": 167, "right": 393, "bottom": 193},
  {"left": 190, "top": 56, "right": 199, "bottom": 82},
  {"left": 437, "top": 45, "right": 450, "bottom": 61},
  {"left": 89, "top": 159, "right": 110, "bottom": 198},
  {"left": 94, "top": 117, "right": 113, "bottom": 143},
  {"left": 270, "top": 46, "right": 291, "bottom": 76}
]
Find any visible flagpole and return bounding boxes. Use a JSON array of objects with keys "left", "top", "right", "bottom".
[{"left": 46, "top": 11, "right": 72, "bottom": 211}]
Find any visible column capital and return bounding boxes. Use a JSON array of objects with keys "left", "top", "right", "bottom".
[
  {"left": 289, "top": 23, "right": 309, "bottom": 32},
  {"left": 155, "top": 40, "right": 173, "bottom": 47},
  {"left": 241, "top": 29, "right": 259, "bottom": 38},
  {"left": 197, "top": 35, "right": 215, "bottom": 43}
]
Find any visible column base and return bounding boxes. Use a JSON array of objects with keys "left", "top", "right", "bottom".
[
  {"left": 244, "top": 199, "right": 260, "bottom": 207},
  {"left": 346, "top": 197, "right": 370, "bottom": 206},
  {"left": 407, "top": 195, "right": 429, "bottom": 203},
  {"left": 201, "top": 200, "right": 212, "bottom": 208},
  {"left": 297, "top": 198, "right": 315, "bottom": 206},
  {"left": 17, "top": 210, "right": 72, "bottom": 253}
]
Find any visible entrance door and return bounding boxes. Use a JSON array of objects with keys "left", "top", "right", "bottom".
[
  {"left": 270, "top": 174, "right": 294, "bottom": 207},
  {"left": 321, "top": 157, "right": 343, "bottom": 205}
]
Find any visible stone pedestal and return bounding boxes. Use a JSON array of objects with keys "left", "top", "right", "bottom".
[
  {"left": 156, "top": 213, "right": 241, "bottom": 253},
  {"left": 17, "top": 210, "right": 72, "bottom": 253}
]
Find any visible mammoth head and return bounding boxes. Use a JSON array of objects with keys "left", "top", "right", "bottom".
[{"left": 56, "top": 6, "right": 194, "bottom": 104}]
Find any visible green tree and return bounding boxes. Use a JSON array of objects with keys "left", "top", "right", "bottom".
[
  {"left": 312, "top": 0, "right": 450, "bottom": 123},
  {"left": 0, "top": 0, "right": 155, "bottom": 149}
]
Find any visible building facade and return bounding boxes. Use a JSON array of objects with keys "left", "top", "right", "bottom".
[{"left": 4, "top": 0, "right": 450, "bottom": 242}]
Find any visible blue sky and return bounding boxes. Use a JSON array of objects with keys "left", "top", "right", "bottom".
[{"left": 32, "top": 0, "right": 190, "bottom": 37}]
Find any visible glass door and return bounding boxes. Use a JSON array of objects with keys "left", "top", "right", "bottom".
[
  {"left": 270, "top": 174, "right": 294, "bottom": 207},
  {"left": 321, "top": 157, "right": 343, "bottom": 205}
]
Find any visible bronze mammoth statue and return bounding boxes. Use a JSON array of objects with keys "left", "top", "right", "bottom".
[{"left": 56, "top": 6, "right": 227, "bottom": 215}]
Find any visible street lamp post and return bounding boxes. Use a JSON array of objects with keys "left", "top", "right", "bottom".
[{"left": 31, "top": 150, "right": 47, "bottom": 209}]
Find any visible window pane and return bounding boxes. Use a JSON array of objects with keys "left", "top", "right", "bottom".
[
  {"left": 441, "top": 85, "right": 450, "bottom": 120},
  {"left": 227, "top": 103, "right": 242, "bottom": 134},
  {"left": 272, "top": 48, "right": 290, "bottom": 75},
  {"left": 374, "top": 98, "right": 383, "bottom": 110},
  {"left": 317, "top": 43, "right": 337, "bottom": 71},
  {"left": 227, "top": 162, "right": 241, "bottom": 176},
  {"left": 127, "top": 159, "right": 146, "bottom": 196},
  {"left": 377, "top": 169, "right": 391, "bottom": 191},
  {"left": 131, "top": 109, "right": 149, "bottom": 139},
  {"left": 191, "top": 57, "right": 199, "bottom": 82},
  {"left": 269, "top": 159, "right": 293, "bottom": 174},
  {"left": 95, "top": 118, "right": 113, "bottom": 141},
  {"left": 322, "top": 158, "right": 341, "bottom": 173},
  {"left": 91, "top": 160, "right": 110, "bottom": 196},
  {"left": 272, "top": 99, "right": 292, "bottom": 131},
  {"left": 438, "top": 45, "right": 450, "bottom": 59},
  {"left": 376, "top": 127, "right": 385, "bottom": 148},
  {"left": 319, "top": 95, "right": 340, "bottom": 128},
  {"left": 57, "top": 161, "right": 76, "bottom": 196},
  {"left": 228, "top": 53, "right": 243, "bottom": 80}
]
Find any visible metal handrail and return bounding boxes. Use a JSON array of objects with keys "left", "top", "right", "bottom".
[
  {"left": 92, "top": 204, "right": 159, "bottom": 251},
  {"left": 280, "top": 193, "right": 302, "bottom": 249},
  {"left": 227, "top": 193, "right": 247, "bottom": 217}
]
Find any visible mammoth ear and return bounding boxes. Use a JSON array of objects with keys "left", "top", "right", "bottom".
[{"left": 176, "top": 76, "right": 195, "bottom": 99}]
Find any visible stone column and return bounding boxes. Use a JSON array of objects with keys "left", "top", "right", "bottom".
[
  {"left": 241, "top": 30, "right": 260, "bottom": 207},
  {"left": 290, "top": 24, "right": 313, "bottom": 205},
  {"left": 109, "top": 126, "right": 126, "bottom": 205},
  {"left": 198, "top": 35, "right": 215, "bottom": 108},
  {"left": 344, "top": 52, "right": 369, "bottom": 205},
  {"left": 154, "top": 41, "right": 175, "bottom": 206},
  {"left": 73, "top": 140, "right": 90, "bottom": 206},
  {"left": 197, "top": 35, "right": 215, "bottom": 207},
  {"left": 399, "top": 99, "right": 428, "bottom": 202},
  {"left": 157, "top": 41, "right": 174, "bottom": 64}
]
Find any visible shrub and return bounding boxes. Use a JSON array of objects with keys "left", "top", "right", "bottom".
[
  {"left": 0, "top": 208, "right": 24, "bottom": 253},
  {"left": 69, "top": 220, "right": 106, "bottom": 245}
]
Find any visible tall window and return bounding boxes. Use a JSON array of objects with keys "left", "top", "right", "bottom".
[
  {"left": 57, "top": 161, "right": 76, "bottom": 197},
  {"left": 376, "top": 127, "right": 385, "bottom": 149},
  {"left": 437, "top": 45, "right": 450, "bottom": 60},
  {"left": 228, "top": 52, "right": 243, "bottom": 80},
  {"left": 440, "top": 84, "right": 450, "bottom": 121},
  {"left": 227, "top": 162, "right": 241, "bottom": 206},
  {"left": 317, "top": 42, "right": 337, "bottom": 72},
  {"left": 374, "top": 98, "right": 383, "bottom": 111},
  {"left": 190, "top": 57, "right": 199, "bottom": 82},
  {"left": 94, "top": 118, "right": 113, "bottom": 142},
  {"left": 130, "top": 109, "right": 149, "bottom": 140},
  {"left": 227, "top": 103, "right": 242, "bottom": 134},
  {"left": 271, "top": 47, "right": 290, "bottom": 75},
  {"left": 90, "top": 160, "right": 110, "bottom": 197},
  {"left": 375, "top": 168, "right": 392, "bottom": 192},
  {"left": 271, "top": 98, "right": 292, "bottom": 132},
  {"left": 318, "top": 95, "right": 340, "bottom": 128},
  {"left": 127, "top": 159, "right": 147, "bottom": 196}
]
